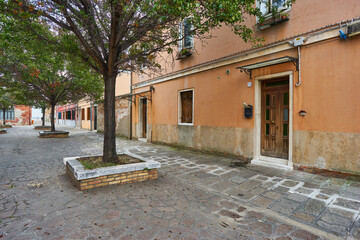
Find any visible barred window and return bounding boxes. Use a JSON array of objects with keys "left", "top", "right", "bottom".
[{"left": 0, "top": 108, "right": 14, "bottom": 120}]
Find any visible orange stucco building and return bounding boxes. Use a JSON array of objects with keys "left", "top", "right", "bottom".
[{"left": 130, "top": 1, "right": 360, "bottom": 174}]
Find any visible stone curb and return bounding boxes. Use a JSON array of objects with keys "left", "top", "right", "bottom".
[{"left": 64, "top": 152, "right": 161, "bottom": 180}]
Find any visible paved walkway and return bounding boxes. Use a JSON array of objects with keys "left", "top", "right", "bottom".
[{"left": 0, "top": 126, "right": 359, "bottom": 240}]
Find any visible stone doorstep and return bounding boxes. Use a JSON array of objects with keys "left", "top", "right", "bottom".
[
  {"left": 39, "top": 131, "right": 69, "bottom": 138},
  {"left": 64, "top": 153, "right": 161, "bottom": 190}
]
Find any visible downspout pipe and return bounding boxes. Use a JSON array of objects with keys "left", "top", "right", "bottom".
[
  {"left": 295, "top": 46, "right": 301, "bottom": 87},
  {"left": 129, "top": 70, "right": 133, "bottom": 140}
]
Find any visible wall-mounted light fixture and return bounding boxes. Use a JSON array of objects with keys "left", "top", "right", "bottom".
[{"left": 299, "top": 110, "right": 306, "bottom": 116}]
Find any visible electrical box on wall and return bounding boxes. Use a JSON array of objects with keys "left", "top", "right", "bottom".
[
  {"left": 293, "top": 37, "right": 304, "bottom": 46},
  {"left": 244, "top": 105, "right": 253, "bottom": 119}
]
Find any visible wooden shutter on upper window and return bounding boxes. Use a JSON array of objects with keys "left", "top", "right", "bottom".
[{"left": 181, "top": 91, "right": 193, "bottom": 123}]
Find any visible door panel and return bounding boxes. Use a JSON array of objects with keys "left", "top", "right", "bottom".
[{"left": 261, "top": 79, "right": 289, "bottom": 159}]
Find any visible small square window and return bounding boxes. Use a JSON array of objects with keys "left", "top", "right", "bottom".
[{"left": 178, "top": 90, "right": 193, "bottom": 125}]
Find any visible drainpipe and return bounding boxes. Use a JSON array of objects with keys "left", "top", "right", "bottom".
[
  {"left": 295, "top": 46, "right": 301, "bottom": 87},
  {"left": 129, "top": 70, "right": 133, "bottom": 140}
]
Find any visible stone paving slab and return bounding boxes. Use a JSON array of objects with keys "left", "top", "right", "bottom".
[{"left": 0, "top": 126, "right": 359, "bottom": 239}]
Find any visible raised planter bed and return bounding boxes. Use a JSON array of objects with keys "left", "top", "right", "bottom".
[
  {"left": 39, "top": 131, "right": 69, "bottom": 138},
  {"left": 34, "top": 126, "right": 51, "bottom": 130},
  {"left": 0, "top": 125, "right": 12, "bottom": 128},
  {"left": 0, "top": 129, "right": 7, "bottom": 134},
  {"left": 64, "top": 153, "right": 161, "bottom": 190}
]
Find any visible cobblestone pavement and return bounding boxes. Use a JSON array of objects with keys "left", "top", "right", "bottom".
[{"left": 1, "top": 126, "right": 359, "bottom": 240}]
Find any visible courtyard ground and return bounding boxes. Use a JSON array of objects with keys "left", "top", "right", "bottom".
[{"left": 0, "top": 126, "right": 359, "bottom": 240}]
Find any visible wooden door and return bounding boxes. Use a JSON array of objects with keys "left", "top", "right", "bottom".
[
  {"left": 261, "top": 79, "right": 289, "bottom": 159},
  {"left": 141, "top": 99, "right": 147, "bottom": 138}
]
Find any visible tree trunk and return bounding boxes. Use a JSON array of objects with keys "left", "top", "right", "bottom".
[
  {"left": 50, "top": 104, "right": 56, "bottom": 132},
  {"left": 103, "top": 73, "right": 118, "bottom": 163},
  {"left": 2, "top": 109, "right": 5, "bottom": 125},
  {"left": 42, "top": 107, "right": 46, "bottom": 126}
]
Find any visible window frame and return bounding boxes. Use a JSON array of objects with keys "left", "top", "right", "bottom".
[
  {"left": 0, "top": 108, "right": 15, "bottom": 120},
  {"left": 179, "top": 17, "right": 194, "bottom": 51},
  {"left": 178, "top": 89, "right": 194, "bottom": 126},
  {"left": 257, "top": 0, "right": 291, "bottom": 21}
]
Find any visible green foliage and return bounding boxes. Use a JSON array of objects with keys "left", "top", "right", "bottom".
[
  {"left": 0, "top": 15, "right": 103, "bottom": 108},
  {"left": 0, "top": 88, "right": 14, "bottom": 112},
  {"left": 0, "top": 0, "right": 274, "bottom": 74}
]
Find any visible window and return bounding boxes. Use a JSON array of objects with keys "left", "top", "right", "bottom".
[
  {"left": 258, "top": 0, "right": 289, "bottom": 17},
  {"left": 81, "top": 109, "right": 85, "bottom": 120},
  {"left": 87, "top": 107, "right": 91, "bottom": 120},
  {"left": 179, "top": 18, "right": 193, "bottom": 50},
  {"left": 178, "top": 90, "right": 193, "bottom": 125},
  {"left": 67, "top": 111, "right": 71, "bottom": 120},
  {"left": 72, "top": 110, "right": 75, "bottom": 120},
  {"left": 58, "top": 112, "right": 61, "bottom": 120},
  {"left": 0, "top": 108, "right": 14, "bottom": 120}
]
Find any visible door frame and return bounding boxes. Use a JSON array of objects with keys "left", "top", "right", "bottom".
[{"left": 253, "top": 71, "right": 293, "bottom": 170}]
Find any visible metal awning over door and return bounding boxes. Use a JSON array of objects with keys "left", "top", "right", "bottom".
[{"left": 236, "top": 56, "right": 298, "bottom": 79}]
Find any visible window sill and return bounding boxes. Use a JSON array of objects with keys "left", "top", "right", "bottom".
[
  {"left": 176, "top": 48, "right": 193, "bottom": 60},
  {"left": 178, "top": 122, "right": 194, "bottom": 126},
  {"left": 257, "top": 15, "right": 289, "bottom": 30}
]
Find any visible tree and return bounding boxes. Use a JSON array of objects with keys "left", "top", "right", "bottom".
[
  {"left": 1, "top": 0, "right": 294, "bottom": 163},
  {"left": 0, "top": 88, "right": 14, "bottom": 125},
  {"left": 0, "top": 16, "right": 104, "bottom": 132}
]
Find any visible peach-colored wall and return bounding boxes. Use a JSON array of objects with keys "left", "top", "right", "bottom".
[
  {"left": 115, "top": 72, "right": 131, "bottom": 96},
  {"left": 134, "top": 37, "right": 360, "bottom": 134},
  {"left": 134, "top": 0, "right": 360, "bottom": 85},
  {"left": 293, "top": 39, "right": 360, "bottom": 133}
]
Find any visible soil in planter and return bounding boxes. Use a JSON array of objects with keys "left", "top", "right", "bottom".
[{"left": 78, "top": 154, "right": 144, "bottom": 170}]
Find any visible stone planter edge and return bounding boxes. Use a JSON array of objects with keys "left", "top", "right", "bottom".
[
  {"left": 64, "top": 152, "right": 161, "bottom": 181},
  {"left": 39, "top": 131, "right": 69, "bottom": 138}
]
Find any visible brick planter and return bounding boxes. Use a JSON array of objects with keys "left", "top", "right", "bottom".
[
  {"left": 0, "top": 129, "right": 7, "bottom": 134},
  {"left": 34, "top": 126, "right": 51, "bottom": 130},
  {"left": 39, "top": 131, "right": 69, "bottom": 138},
  {"left": 64, "top": 153, "right": 161, "bottom": 190},
  {"left": 0, "top": 125, "right": 12, "bottom": 128}
]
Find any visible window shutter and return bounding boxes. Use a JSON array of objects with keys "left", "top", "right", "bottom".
[
  {"left": 181, "top": 91, "right": 193, "bottom": 123},
  {"left": 179, "top": 22, "right": 183, "bottom": 51}
]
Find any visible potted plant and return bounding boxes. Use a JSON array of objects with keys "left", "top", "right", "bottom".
[{"left": 176, "top": 48, "right": 192, "bottom": 60}]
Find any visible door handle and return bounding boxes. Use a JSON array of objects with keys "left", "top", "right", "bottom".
[{"left": 271, "top": 121, "right": 276, "bottom": 124}]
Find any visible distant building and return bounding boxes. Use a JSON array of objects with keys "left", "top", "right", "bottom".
[
  {"left": 1, "top": 105, "right": 32, "bottom": 125},
  {"left": 55, "top": 72, "right": 131, "bottom": 136}
]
